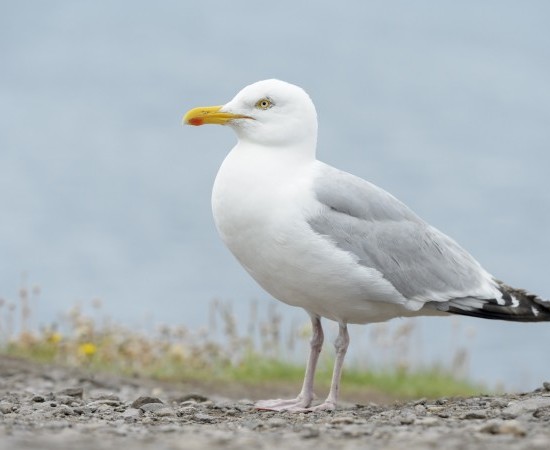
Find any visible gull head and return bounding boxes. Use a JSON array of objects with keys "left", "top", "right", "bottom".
[{"left": 184, "top": 79, "right": 318, "bottom": 149}]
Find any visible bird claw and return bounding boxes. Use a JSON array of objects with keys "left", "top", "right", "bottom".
[
  {"left": 254, "top": 397, "right": 312, "bottom": 411},
  {"left": 255, "top": 398, "right": 335, "bottom": 412},
  {"left": 305, "top": 401, "right": 336, "bottom": 412}
]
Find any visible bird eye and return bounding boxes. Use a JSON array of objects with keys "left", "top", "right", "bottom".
[{"left": 255, "top": 98, "right": 273, "bottom": 110}]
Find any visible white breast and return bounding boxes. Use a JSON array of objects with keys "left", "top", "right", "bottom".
[{"left": 211, "top": 143, "right": 412, "bottom": 324}]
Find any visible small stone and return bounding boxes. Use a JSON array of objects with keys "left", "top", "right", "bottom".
[
  {"left": 426, "top": 406, "right": 445, "bottom": 413},
  {"left": 0, "top": 402, "right": 14, "bottom": 414},
  {"left": 234, "top": 404, "right": 252, "bottom": 412},
  {"left": 92, "top": 394, "right": 121, "bottom": 401},
  {"left": 399, "top": 414, "right": 416, "bottom": 425},
  {"left": 242, "top": 419, "right": 261, "bottom": 430},
  {"left": 55, "top": 405, "right": 75, "bottom": 416},
  {"left": 341, "top": 424, "right": 363, "bottom": 437},
  {"left": 480, "top": 419, "right": 527, "bottom": 437},
  {"left": 301, "top": 426, "right": 320, "bottom": 439},
  {"left": 414, "top": 404, "right": 426, "bottom": 415},
  {"left": 140, "top": 402, "right": 166, "bottom": 413},
  {"left": 194, "top": 413, "right": 216, "bottom": 423},
  {"left": 72, "top": 406, "right": 92, "bottom": 415},
  {"left": 157, "top": 425, "right": 181, "bottom": 432},
  {"left": 179, "top": 400, "right": 198, "bottom": 407},
  {"left": 96, "top": 404, "right": 114, "bottom": 414},
  {"left": 87, "top": 399, "right": 121, "bottom": 407},
  {"left": 45, "top": 420, "right": 71, "bottom": 430},
  {"left": 174, "top": 393, "right": 209, "bottom": 403},
  {"left": 177, "top": 406, "right": 197, "bottom": 416},
  {"left": 113, "top": 426, "right": 129, "bottom": 436},
  {"left": 154, "top": 407, "right": 176, "bottom": 417},
  {"left": 490, "top": 399, "right": 510, "bottom": 409},
  {"left": 57, "top": 395, "right": 82, "bottom": 406},
  {"left": 499, "top": 420, "right": 528, "bottom": 437},
  {"left": 131, "top": 396, "right": 163, "bottom": 409},
  {"left": 121, "top": 408, "right": 142, "bottom": 419},
  {"left": 17, "top": 406, "right": 33, "bottom": 416},
  {"left": 502, "top": 397, "right": 550, "bottom": 418},
  {"left": 266, "top": 418, "right": 286, "bottom": 427},
  {"left": 57, "top": 387, "right": 84, "bottom": 399},
  {"left": 416, "top": 417, "right": 439, "bottom": 426},
  {"left": 32, "top": 395, "right": 45, "bottom": 403},
  {"left": 330, "top": 416, "right": 355, "bottom": 425},
  {"left": 461, "top": 410, "right": 488, "bottom": 420},
  {"left": 542, "top": 382, "right": 550, "bottom": 392}
]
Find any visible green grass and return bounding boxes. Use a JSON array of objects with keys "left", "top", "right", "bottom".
[
  {"left": 2, "top": 336, "right": 484, "bottom": 400},
  {"left": 216, "top": 356, "right": 483, "bottom": 399},
  {"left": 0, "top": 291, "right": 486, "bottom": 400}
]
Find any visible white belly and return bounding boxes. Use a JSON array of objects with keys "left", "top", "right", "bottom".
[{"left": 211, "top": 146, "right": 413, "bottom": 324}]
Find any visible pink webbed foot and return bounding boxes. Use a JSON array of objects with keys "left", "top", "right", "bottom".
[
  {"left": 255, "top": 396, "right": 313, "bottom": 411},
  {"left": 305, "top": 401, "right": 336, "bottom": 412}
]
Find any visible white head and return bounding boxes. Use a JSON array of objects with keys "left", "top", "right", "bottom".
[{"left": 184, "top": 79, "right": 318, "bottom": 151}]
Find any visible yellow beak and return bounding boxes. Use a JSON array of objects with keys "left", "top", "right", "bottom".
[{"left": 182, "top": 105, "right": 252, "bottom": 126}]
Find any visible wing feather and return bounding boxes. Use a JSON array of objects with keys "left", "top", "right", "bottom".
[{"left": 309, "top": 164, "right": 492, "bottom": 302}]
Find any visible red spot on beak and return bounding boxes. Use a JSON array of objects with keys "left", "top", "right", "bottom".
[{"left": 188, "top": 117, "right": 204, "bottom": 126}]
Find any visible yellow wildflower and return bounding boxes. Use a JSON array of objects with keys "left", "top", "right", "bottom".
[
  {"left": 78, "top": 342, "right": 97, "bottom": 357},
  {"left": 47, "top": 332, "right": 62, "bottom": 345}
]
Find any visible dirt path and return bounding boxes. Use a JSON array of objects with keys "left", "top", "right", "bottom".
[{"left": 1, "top": 355, "right": 550, "bottom": 450}]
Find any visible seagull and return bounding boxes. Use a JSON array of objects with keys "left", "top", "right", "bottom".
[{"left": 183, "top": 79, "right": 550, "bottom": 411}]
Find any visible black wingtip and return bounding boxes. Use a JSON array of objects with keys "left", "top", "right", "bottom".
[{"left": 445, "top": 281, "right": 550, "bottom": 322}]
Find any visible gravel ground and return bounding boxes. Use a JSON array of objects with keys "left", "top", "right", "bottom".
[{"left": 2, "top": 356, "right": 550, "bottom": 450}]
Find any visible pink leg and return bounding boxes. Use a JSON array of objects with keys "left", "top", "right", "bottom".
[
  {"left": 255, "top": 314, "right": 323, "bottom": 411},
  {"left": 308, "top": 322, "right": 349, "bottom": 411}
]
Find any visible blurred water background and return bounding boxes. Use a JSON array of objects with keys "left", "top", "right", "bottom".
[{"left": 1, "top": 1, "right": 549, "bottom": 390}]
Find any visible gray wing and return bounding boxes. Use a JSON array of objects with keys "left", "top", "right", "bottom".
[{"left": 309, "top": 164, "right": 490, "bottom": 301}]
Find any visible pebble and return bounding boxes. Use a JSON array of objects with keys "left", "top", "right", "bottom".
[
  {"left": 300, "top": 425, "right": 320, "bottom": 439},
  {"left": 177, "top": 406, "right": 198, "bottom": 415},
  {"left": 416, "top": 417, "right": 439, "bottom": 426},
  {"left": 131, "top": 396, "right": 164, "bottom": 409},
  {"left": 2, "top": 356, "right": 550, "bottom": 450},
  {"left": 140, "top": 402, "right": 166, "bottom": 413},
  {"left": 479, "top": 419, "right": 527, "bottom": 437},
  {"left": 57, "top": 387, "right": 84, "bottom": 399},
  {"left": 489, "top": 399, "right": 509, "bottom": 408},
  {"left": 95, "top": 404, "right": 114, "bottom": 414},
  {"left": 154, "top": 407, "right": 176, "bottom": 417},
  {"left": 175, "top": 393, "right": 209, "bottom": 403},
  {"left": 266, "top": 417, "right": 287, "bottom": 427},
  {"left": 329, "top": 416, "right": 355, "bottom": 425},
  {"left": 54, "top": 404, "right": 75, "bottom": 416},
  {"left": 194, "top": 413, "right": 217, "bottom": 423},
  {"left": 399, "top": 413, "right": 416, "bottom": 425},
  {"left": 502, "top": 397, "right": 550, "bottom": 418},
  {"left": 414, "top": 404, "right": 426, "bottom": 415},
  {"left": 121, "top": 408, "right": 141, "bottom": 418},
  {"left": 87, "top": 399, "right": 121, "bottom": 407},
  {"left": 460, "top": 410, "right": 488, "bottom": 420},
  {"left": 0, "top": 402, "right": 14, "bottom": 414}
]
